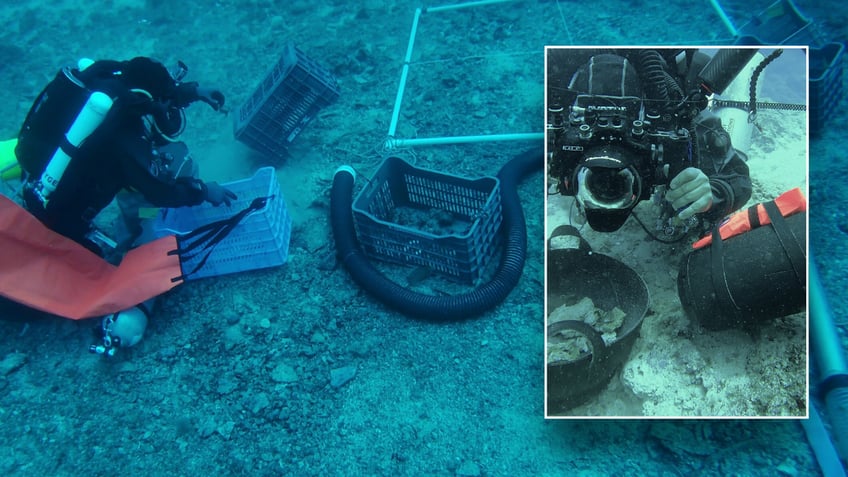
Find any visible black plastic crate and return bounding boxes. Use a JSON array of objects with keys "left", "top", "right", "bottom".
[
  {"left": 810, "top": 42, "right": 844, "bottom": 134},
  {"left": 234, "top": 43, "right": 340, "bottom": 158},
  {"left": 352, "top": 157, "right": 502, "bottom": 285}
]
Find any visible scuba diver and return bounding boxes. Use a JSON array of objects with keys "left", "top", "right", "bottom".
[
  {"left": 8, "top": 56, "right": 237, "bottom": 354},
  {"left": 15, "top": 56, "right": 236, "bottom": 256},
  {"left": 547, "top": 48, "right": 753, "bottom": 235}
]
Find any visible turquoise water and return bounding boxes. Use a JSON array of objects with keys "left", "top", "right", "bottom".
[{"left": 0, "top": 0, "right": 841, "bottom": 475}]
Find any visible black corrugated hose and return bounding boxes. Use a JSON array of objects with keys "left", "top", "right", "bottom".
[{"left": 330, "top": 148, "right": 542, "bottom": 321}]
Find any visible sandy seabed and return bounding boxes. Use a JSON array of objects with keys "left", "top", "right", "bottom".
[{"left": 0, "top": 0, "right": 840, "bottom": 475}]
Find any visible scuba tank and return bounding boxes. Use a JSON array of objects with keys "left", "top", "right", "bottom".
[
  {"left": 711, "top": 51, "right": 764, "bottom": 156},
  {"left": 34, "top": 91, "right": 113, "bottom": 206},
  {"left": 16, "top": 60, "right": 113, "bottom": 207}
]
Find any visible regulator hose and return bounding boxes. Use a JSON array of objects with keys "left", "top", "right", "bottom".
[
  {"left": 330, "top": 148, "right": 542, "bottom": 321},
  {"left": 638, "top": 49, "right": 670, "bottom": 102}
]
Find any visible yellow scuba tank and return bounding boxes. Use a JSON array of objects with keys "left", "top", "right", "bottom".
[{"left": 0, "top": 138, "right": 19, "bottom": 181}]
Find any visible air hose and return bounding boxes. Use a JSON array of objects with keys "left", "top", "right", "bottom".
[
  {"left": 330, "top": 148, "right": 541, "bottom": 321},
  {"left": 747, "top": 48, "right": 784, "bottom": 121},
  {"left": 638, "top": 50, "right": 670, "bottom": 102}
]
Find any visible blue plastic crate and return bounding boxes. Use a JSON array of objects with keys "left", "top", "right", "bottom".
[
  {"left": 234, "top": 43, "right": 340, "bottom": 159},
  {"left": 152, "top": 167, "right": 291, "bottom": 279},
  {"left": 352, "top": 157, "right": 502, "bottom": 285}
]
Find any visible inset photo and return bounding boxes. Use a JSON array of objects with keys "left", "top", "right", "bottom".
[{"left": 544, "top": 47, "right": 808, "bottom": 418}]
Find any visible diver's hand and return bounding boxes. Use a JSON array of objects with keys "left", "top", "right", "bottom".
[
  {"left": 204, "top": 182, "right": 237, "bottom": 207},
  {"left": 666, "top": 167, "right": 713, "bottom": 220},
  {"left": 196, "top": 87, "right": 226, "bottom": 112}
]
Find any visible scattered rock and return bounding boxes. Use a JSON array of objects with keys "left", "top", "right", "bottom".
[
  {"left": 259, "top": 318, "right": 271, "bottom": 329},
  {"left": 456, "top": 460, "right": 481, "bottom": 477},
  {"left": 158, "top": 345, "right": 178, "bottom": 359},
  {"left": 198, "top": 419, "right": 216, "bottom": 438},
  {"left": 0, "top": 352, "right": 27, "bottom": 376},
  {"left": 348, "top": 342, "right": 372, "bottom": 357},
  {"left": 649, "top": 422, "right": 714, "bottom": 457},
  {"left": 330, "top": 365, "right": 357, "bottom": 388},
  {"left": 776, "top": 459, "right": 799, "bottom": 477},
  {"left": 249, "top": 392, "right": 271, "bottom": 414},
  {"left": 216, "top": 376, "right": 239, "bottom": 395},
  {"left": 271, "top": 363, "right": 299, "bottom": 383},
  {"left": 224, "top": 325, "right": 245, "bottom": 345},
  {"left": 217, "top": 421, "right": 235, "bottom": 440}
]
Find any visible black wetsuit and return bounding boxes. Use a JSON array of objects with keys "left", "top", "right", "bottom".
[
  {"left": 692, "top": 109, "right": 752, "bottom": 222},
  {"left": 16, "top": 57, "right": 207, "bottom": 252}
]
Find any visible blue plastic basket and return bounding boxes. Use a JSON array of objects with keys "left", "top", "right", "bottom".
[
  {"left": 352, "top": 157, "right": 502, "bottom": 285},
  {"left": 152, "top": 167, "right": 291, "bottom": 279}
]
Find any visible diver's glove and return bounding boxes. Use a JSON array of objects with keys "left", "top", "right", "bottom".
[
  {"left": 666, "top": 167, "right": 713, "bottom": 220},
  {"left": 173, "top": 82, "right": 226, "bottom": 111},
  {"left": 203, "top": 182, "right": 237, "bottom": 207},
  {"left": 196, "top": 87, "right": 226, "bottom": 111}
]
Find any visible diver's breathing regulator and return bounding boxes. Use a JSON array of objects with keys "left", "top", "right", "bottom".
[{"left": 90, "top": 302, "right": 151, "bottom": 356}]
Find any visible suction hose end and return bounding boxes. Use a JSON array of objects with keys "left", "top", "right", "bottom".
[{"left": 334, "top": 165, "right": 356, "bottom": 181}]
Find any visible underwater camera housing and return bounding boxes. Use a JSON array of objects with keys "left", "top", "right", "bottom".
[{"left": 548, "top": 92, "right": 694, "bottom": 232}]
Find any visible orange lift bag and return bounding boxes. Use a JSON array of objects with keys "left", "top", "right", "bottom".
[
  {"left": 692, "top": 187, "right": 806, "bottom": 249},
  {"left": 0, "top": 194, "right": 184, "bottom": 319},
  {"left": 0, "top": 194, "right": 270, "bottom": 320}
]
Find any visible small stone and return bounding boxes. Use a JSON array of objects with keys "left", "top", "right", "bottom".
[
  {"left": 249, "top": 392, "right": 271, "bottom": 414},
  {"left": 0, "top": 352, "right": 27, "bottom": 376},
  {"left": 216, "top": 377, "right": 238, "bottom": 395},
  {"left": 224, "top": 325, "right": 244, "bottom": 344},
  {"left": 311, "top": 332, "right": 326, "bottom": 343},
  {"left": 330, "top": 365, "right": 357, "bottom": 388},
  {"left": 348, "top": 342, "right": 372, "bottom": 357},
  {"left": 456, "top": 460, "right": 481, "bottom": 477},
  {"left": 776, "top": 460, "right": 799, "bottom": 477},
  {"left": 197, "top": 419, "right": 216, "bottom": 438},
  {"left": 225, "top": 314, "right": 241, "bottom": 325},
  {"left": 259, "top": 318, "right": 271, "bottom": 329},
  {"left": 216, "top": 421, "right": 235, "bottom": 439},
  {"left": 270, "top": 363, "right": 298, "bottom": 383}
]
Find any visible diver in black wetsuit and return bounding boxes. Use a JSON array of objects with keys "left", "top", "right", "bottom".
[
  {"left": 547, "top": 48, "right": 752, "bottom": 234},
  {"left": 15, "top": 56, "right": 236, "bottom": 254}
]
